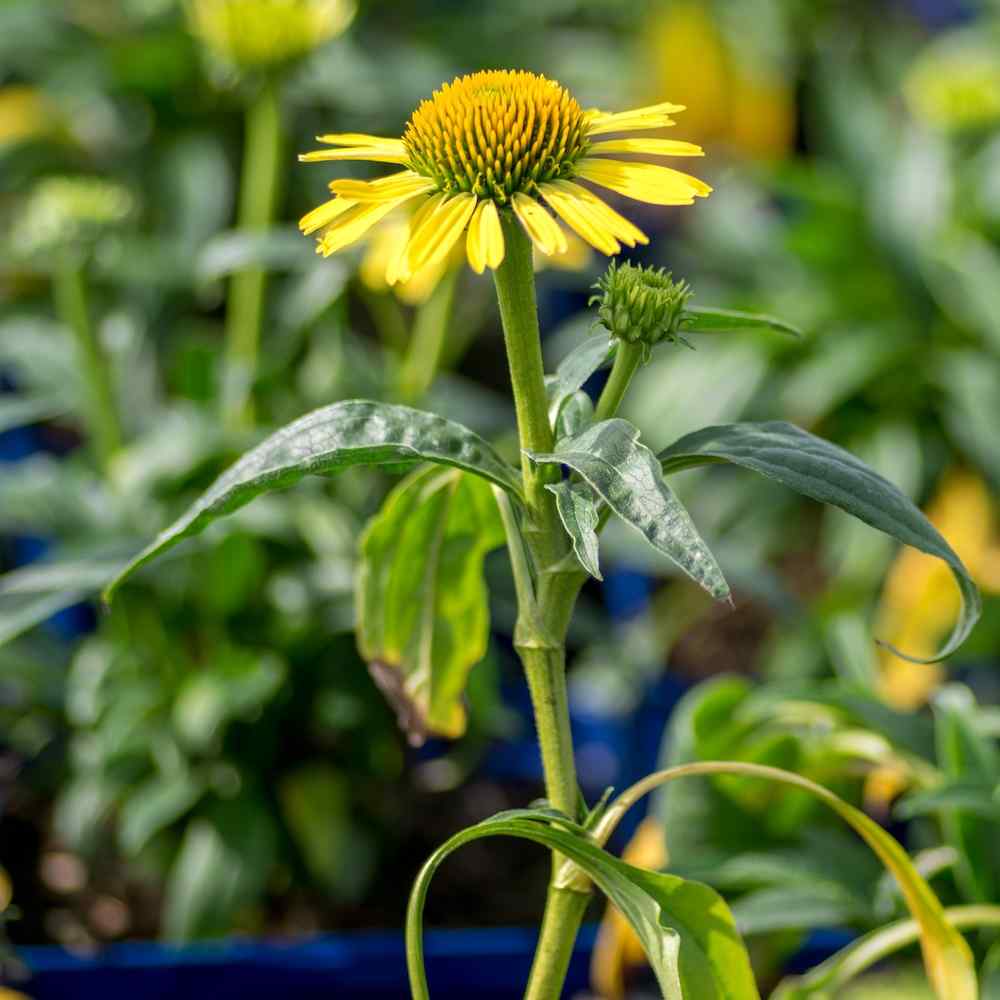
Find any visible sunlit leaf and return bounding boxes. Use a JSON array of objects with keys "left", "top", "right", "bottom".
[
  {"left": 105, "top": 400, "right": 522, "bottom": 600},
  {"left": 357, "top": 467, "right": 505, "bottom": 744},
  {"left": 530, "top": 419, "right": 729, "bottom": 601},
  {"left": 659, "top": 421, "right": 980, "bottom": 662},
  {"left": 406, "top": 809, "right": 760, "bottom": 1000},
  {"left": 682, "top": 305, "right": 802, "bottom": 338}
]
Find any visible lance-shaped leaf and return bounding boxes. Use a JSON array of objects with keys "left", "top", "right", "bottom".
[
  {"left": 547, "top": 481, "right": 602, "bottom": 580},
  {"left": 529, "top": 419, "right": 729, "bottom": 601},
  {"left": 659, "top": 421, "right": 980, "bottom": 662},
  {"left": 406, "top": 809, "right": 759, "bottom": 1000},
  {"left": 681, "top": 306, "right": 802, "bottom": 338},
  {"left": 1, "top": 557, "right": 126, "bottom": 646},
  {"left": 357, "top": 467, "right": 506, "bottom": 745},
  {"left": 545, "top": 331, "right": 614, "bottom": 426},
  {"left": 105, "top": 401, "right": 521, "bottom": 600}
]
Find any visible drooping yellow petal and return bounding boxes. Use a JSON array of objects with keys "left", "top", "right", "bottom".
[
  {"left": 511, "top": 192, "right": 567, "bottom": 256},
  {"left": 576, "top": 158, "right": 711, "bottom": 205},
  {"left": 329, "top": 171, "right": 435, "bottom": 202},
  {"left": 538, "top": 183, "right": 620, "bottom": 255},
  {"left": 315, "top": 133, "right": 406, "bottom": 149},
  {"left": 589, "top": 138, "right": 704, "bottom": 157},
  {"left": 298, "top": 145, "right": 409, "bottom": 164},
  {"left": 586, "top": 101, "right": 686, "bottom": 136},
  {"left": 386, "top": 193, "right": 444, "bottom": 285},
  {"left": 466, "top": 199, "right": 505, "bottom": 273},
  {"left": 546, "top": 180, "right": 648, "bottom": 247},
  {"left": 316, "top": 188, "right": 429, "bottom": 257},
  {"left": 398, "top": 193, "right": 477, "bottom": 282},
  {"left": 299, "top": 196, "right": 357, "bottom": 235}
]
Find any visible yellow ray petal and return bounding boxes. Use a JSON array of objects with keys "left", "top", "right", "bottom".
[
  {"left": 588, "top": 138, "right": 704, "bottom": 157},
  {"left": 387, "top": 193, "right": 445, "bottom": 285},
  {"left": 317, "top": 189, "right": 427, "bottom": 257},
  {"left": 329, "top": 171, "right": 435, "bottom": 202},
  {"left": 466, "top": 199, "right": 505, "bottom": 273},
  {"left": 512, "top": 192, "right": 568, "bottom": 256},
  {"left": 538, "top": 183, "right": 620, "bottom": 255},
  {"left": 576, "top": 158, "right": 711, "bottom": 205},
  {"left": 399, "top": 193, "right": 477, "bottom": 282},
  {"left": 315, "top": 133, "right": 407, "bottom": 150},
  {"left": 551, "top": 181, "right": 649, "bottom": 247},
  {"left": 587, "top": 102, "right": 686, "bottom": 136},
  {"left": 298, "top": 146, "right": 409, "bottom": 165},
  {"left": 299, "top": 196, "right": 357, "bottom": 235}
]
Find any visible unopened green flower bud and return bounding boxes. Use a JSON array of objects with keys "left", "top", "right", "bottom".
[
  {"left": 591, "top": 261, "right": 692, "bottom": 350},
  {"left": 187, "top": 0, "right": 356, "bottom": 73}
]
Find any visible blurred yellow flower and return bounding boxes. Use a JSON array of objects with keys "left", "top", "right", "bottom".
[
  {"left": 905, "top": 29, "right": 1000, "bottom": 131},
  {"left": 0, "top": 85, "right": 55, "bottom": 148},
  {"left": 187, "top": 0, "right": 355, "bottom": 71},
  {"left": 641, "top": 0, "right": 794, "bottom": 161},
  {"left": 590, "top": 816, "right": 667, "bottom": 1000},
  {"left": 877, "top": 471, "right": 1000, "bottom": 711},
  {"left": 300, "top": 69, "right": 711, "bottom": 278}
]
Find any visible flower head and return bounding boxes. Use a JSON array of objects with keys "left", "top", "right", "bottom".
[
  {"left": 592, "top": 261, "right": 691, "bottom": 350},
  {"left": 299, "top": 69, "right": 711, "bottom": 282},
  {"left": 188, "top": 0, "right": 355, "bottom": 71}
]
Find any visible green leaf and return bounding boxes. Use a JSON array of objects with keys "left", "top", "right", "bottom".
[
  {"left": 162, "top": 794, "right": 277, "bottom": 942},
  {"left": 0, "top": 558, "right": 124, "bottom": 646},
  {"left": 895, "top": 782, "right": 1000, "bottom": 822},
  {"left": 546, "top": 481, "right": 602, "bottom": 580},
  {"left": 681, "top": 306, "right": 802, "bottom": 338},
  {"left": 730, "top": 883, "right": 867, "bottom": 936},
  {"left": 0, "top": 395, "right": 66, "bottom": 433},
  {"left": 357, "top": 467, "right": 505, "bottom": 744},
  {"left": 196, "top": 226, "right": 312, "bottom": 281},
  {"left": 659, "top": 422, "right": 980, "bottom": 662},
  {"left": 932, "top": 685, "right": 1000, "bottom": 902},
  {"left": 545, "top": 331, "right": 613, "bottom": 426},
  {"left": 771, "top": 904, "right": 1000, "bottom": 1000},
  {"left": 530, "top": 419, "right": 730, "bottom": 601},
  {"left": 594, "top": 762, "right": 978, "bottom": 1000},
  {"left": 406, "top": 809, "right": 759, "bottom": 1000},
  {"left": 105, "top": 400, "right": 521, "bottom": 600},
  {"left": 555, "top": 389, "right": 595, "bottom": 440},
  {"left": 118, "top": 773, "right": 204, "bottom": 856}
]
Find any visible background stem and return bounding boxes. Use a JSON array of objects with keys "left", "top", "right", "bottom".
[
  {"left": 54, "top": 260, "right": 122, "bottom": 475},
  {"left": 398, "top": 266, "right": 459, "bottom": 403},
  {"left": 222, "top": 80, "right": 282, "bottom": 430}
]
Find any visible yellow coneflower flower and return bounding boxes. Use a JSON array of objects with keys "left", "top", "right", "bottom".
[
  {"left": 299, "top": 69, "right": 711, "bottom": 280},
  {"left": 187, "top": 0, "right": 356, "bottom": 71}
]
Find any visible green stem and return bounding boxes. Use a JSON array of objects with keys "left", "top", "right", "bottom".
[
  {"left": 53, "top": 259, "right": 122, "bottom": 474},
  {"left": 222, "top": 80, "right": 282, "bottom": 430},
  {"left": 398, "top": 266, "right": 459, "bottom": 403},
  {"left": 593, "top": 340, "right": 643, "bottom": 423},
  {"left": 490, "top": 214, "right": 589, "bottom": 1000}
]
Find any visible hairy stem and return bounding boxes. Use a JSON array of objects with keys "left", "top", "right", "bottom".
[
  {"left": 222, "top": 80, "right": 282, "bottom": 430},
  {"left": 54, "top": 260, "right": 122, "bottom": 474}
]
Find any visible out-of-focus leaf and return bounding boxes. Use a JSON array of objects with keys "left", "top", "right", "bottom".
[
  {"left": 162, "top": 795, "right": 277, "bottom": 941},
  {"left": 357, "top": 467, "right": 505, "bottom": 744},
  {"left": 932, "top": 685, "right": 1000, "bottom": 902},
  {"left": 530, "top": 419, "right": 729, "bottom": 601},
  {"left": 547, "top": 480, "right": 602, "bottom": 580},
  {"left": 106, "top": 400, "right": 522, "bottom": 599},
  {"left": 772, "top": 905, "right": 1000, "bottom": 1000},
  {"left": 0, "top": 316, "right": 81, "bottom": 401},
  {"left": 196, "top": 227, "right": 313, "bottom": 281},
  {"left": 730, "top": 883, "right": 866, "bottom": 936},
  {"left": 279, "top": 764, "right": 372, "bottom": 898},
  {"left": 53, "top": 773, "right": 122, "bottom": 854},
  {"left": 545, "top": 331, "right": 613, "bottom": 426},
  {"left": 407, "top": 809, "right": 760, "bottom": 1000},
  {"left": 896, "top": 783, "right": 1000, "bottom": 822},
  {"left": 555, "top": 389, "right": 594, "bottom": 440},
  {"left": 118, "top": 773, "right": 204, "bottom": 856},
  {"left": 0, "top": 395, "right": 66, "bottom": 433},
  {"left": 0, "top": 558, "right": 124, "bottom": 646},
  {"left": 659, "top": 422, "right": 980, "bottom": 662},
  {"left": 681, "top": 305, "right": 802, "bottom": 337},
  {"left": 172, "top": 649, "right": 286, "bottom": 751}
]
